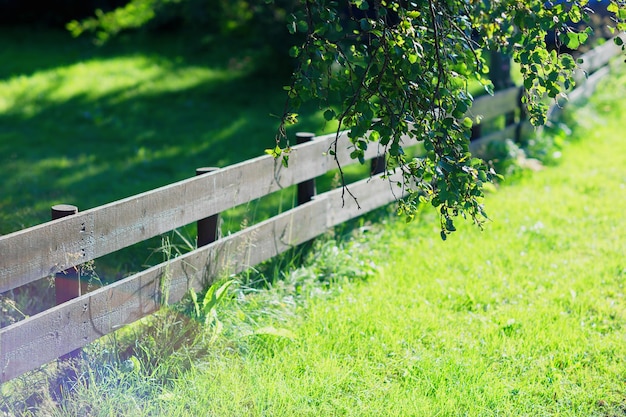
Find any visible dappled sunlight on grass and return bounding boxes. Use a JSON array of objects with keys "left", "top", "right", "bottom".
[
  {"left": 0, "top": 56, "right": 240, "bottom": 116},
  {"left": 0, "top": 32, "right": 289, "bottom": 234}
]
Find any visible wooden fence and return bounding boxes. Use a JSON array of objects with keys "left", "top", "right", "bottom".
[{"left": 0, "top": 38, "right": 621, "bottom": 383}]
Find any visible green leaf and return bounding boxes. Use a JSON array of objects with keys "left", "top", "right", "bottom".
[
  {"left": 287, "top": 14, "right": 297, "bottom": 34},
  {"left": 523, "top": 76, "right": 533, "bottom": 89},
  {"left": 189, "top": 288, "right": 200, "bottom": 318},
  {"left": 202, "top": 279, "right": 234, "bottom": 316},
  {"left": 264, "top": 146, "right": 282, "bottom": 159},
  {"left": 355, "top": 0, "right": 369, "bottom": 11},
  {"left": 254, "top": 326, "right": 298, "bottom": 340},
  {"left": 565, "top": 32, "right": 580, "bottom": 50},
  {"left": 289, "top": 46, "right": 301, "bottom": 58},
  {"left": 452, "top": 109, "right": 465, "bottom": 119},
  {"left": 285, "top": 113, "right": 298, "bottom": 125},
  {"left": 297, "top": 20, "right": 309, "bottom": 33},
  {"left": 323, "top": 108, "right": 336, "bottom": 121},
  {"left": 484, "top": 82, "right": 494, "bottom": 96},
  {"left": 130, "top": 355, "right": 141, "bottom": 372}
]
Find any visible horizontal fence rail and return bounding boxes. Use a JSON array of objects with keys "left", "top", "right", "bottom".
[
  {"left": 575, "top": 38, "right": 622, "bottom": 81},
  {"left": 470, "top": 85, "right": 522, "bottom": 121},
  {"left": 0, "top": 37, "right": 622, "bottom": 382},
  {"left": 470, "top": 38, "right": 622, "bottom": 153},
  {"left": 0, "top": 130, "right": 389, "bottom": 293},
  {"left": 0, "top": 172, "right": 403, "bottom": 382}
]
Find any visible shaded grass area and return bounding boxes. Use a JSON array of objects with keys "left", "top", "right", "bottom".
[
  {"left": 0, "top": 29, "right": 297, "bottom": 231},
  {"left": 1, "top": 29, "right": 267, "bottom": 224},
  {"left": 0, "top": 28, "right": 365, "bottom": 283},
  {"left": 3, "top": 59, "right": 625, "bottom": 416}
]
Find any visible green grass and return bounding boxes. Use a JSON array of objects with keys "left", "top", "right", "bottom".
[
  {"left": 4, "top": 58, "right": 625, "bottom": 416},
  {"left": 0, "top": 28, "right": 363, "bottom": 280},
  {"left": 1, "top": 29, "right": 268, "bottom": 228}
]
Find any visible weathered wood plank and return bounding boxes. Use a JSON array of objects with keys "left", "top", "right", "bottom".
[
  {"left": 326, "top": 171, "right": 405, "bottom": 227},
  {"left": 0, "top": 132, "right": 384, "bottom": 292},
  {"left": 577, "top": 38, "right": 621, "bottom": 76},
  {"left": 0, "top": 199, "right": 328, "bottom": 382},
  {"left": 469, "top": 86, "right": 521, "bottom": 123},
  {"left": 0, "top": 171, "right": 402, "bottom": 382}
]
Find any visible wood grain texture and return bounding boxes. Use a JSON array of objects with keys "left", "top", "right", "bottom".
[
  {"left": 0, "top": 200, "right": 325, "bottom": 381},
  {"left": 576, "top": 38, "right": 621, "bottom": 79},
  {"left": 0, "top": 172, "right": 401, "bottom": 382},
  {"left": 569, "top": 65, "right": 611, "bottom": 102},
  {"left": 325, "top": 171, "right": 405, "bottom": 227},
  {"left": 0, "top": 132, "right": 382, "bottom": 292}
]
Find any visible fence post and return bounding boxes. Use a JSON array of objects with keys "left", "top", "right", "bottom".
[
  {"left": 370, "top": 154, "right": 386, "bottom": 175},
  {"left": 471, "top": 50, "right": 514, "bottom": 143},
  {"left": 51, "top": 204, "right": 82, "bottom": 364},
  {"left": 489, "top": 51, "right": 514, "bottom": 92},
  {"left": 470, "top": 124, "right": 482, "bottom": 142},
  {"left": 296, "top": 132, "right": 317, "bottom": 205},
  {"left": 52, "top": 204, "right": 80, "bottom": 306},
  {"left": 196, "top": 168, "right": 220, "bottom": 246}
]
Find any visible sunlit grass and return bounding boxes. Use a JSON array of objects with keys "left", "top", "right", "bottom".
[
  {"left": 154, "top": 67, "right": 626, "bottom": 416},
  {"left": 0, "top": 57, "right": 233, "bottom": 115}
]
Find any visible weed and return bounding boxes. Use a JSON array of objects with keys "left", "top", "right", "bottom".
[{"left": 189, "top": 279, "right": 234, "bottom": 343}]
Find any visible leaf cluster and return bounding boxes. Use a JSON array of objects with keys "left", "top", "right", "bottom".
[
  {"left": 66, "top": 0, "right": 626, "bottom": 238},
  {"left": 272, "top": 0, "right": 626, "bottom": 237}
]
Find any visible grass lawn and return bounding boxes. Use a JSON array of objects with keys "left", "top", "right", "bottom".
[
  {"left": 150, "top": 72, "right": 626, "bottom": 416},
  {"left": 0, "top": 27, "right": 357, "bottom": 280},
  {"left": 1, "top": 28, "right": 279, "bottom": 229},
  {"left": 3, "top": 54, "right": 625, "bottom": 416}
]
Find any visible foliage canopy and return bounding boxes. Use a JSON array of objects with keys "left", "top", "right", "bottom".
[{"left": 68, "top": 0, "right": 626, "bottom": 238}]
